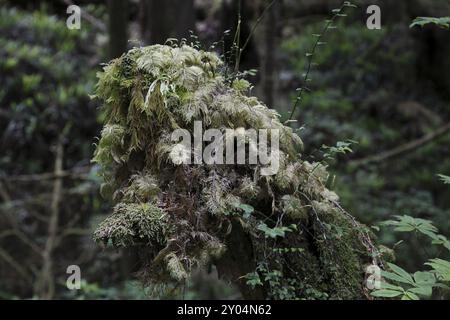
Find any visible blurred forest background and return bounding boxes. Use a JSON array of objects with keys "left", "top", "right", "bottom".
[{"left": 0, "top": 0, "right": 449, "bottom": 299}]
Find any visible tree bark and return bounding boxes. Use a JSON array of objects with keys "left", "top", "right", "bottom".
[
  {"left": 261, "top": 0, "right": 281, "bottom": 107},
  {"left": 215, "top": 219, "right": 265, "bottom": 299},
  {"left": 141, "top": 0, "right": 195, "bottom": 45},
  {"left": 107, "top": 0, "right": 128, "bottom": 58}
]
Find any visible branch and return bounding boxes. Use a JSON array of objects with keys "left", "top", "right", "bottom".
[
  {"left": 36, "top": 137, "right": 64, "bottom": 299},
  {"left": 0, "top": 179, "right": 12, "bottom": 202},
  {"left": 349, "top": 122, "right": 450, "bottom": 167},
  {"left": 0, "top": 247, "right": 32, "bottom": 283},
  {"left": 0, "top": 230, "right": 42, "bottom": 257},
  {"left": 6, "top": 165, "right": 90, "bottom": 182}
]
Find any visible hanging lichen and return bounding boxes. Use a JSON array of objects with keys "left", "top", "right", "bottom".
[{"left": 92, "top": 44, "right": 380, "bottom": 299}]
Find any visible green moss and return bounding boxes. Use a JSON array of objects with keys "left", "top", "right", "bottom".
[
  {"left": 92, "top": 44, "right": 378, "bottom": 299},
  {"left": 93, "top": 202, "right": 168, "bottom": 248}
]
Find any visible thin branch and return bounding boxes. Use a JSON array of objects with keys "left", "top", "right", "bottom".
[
  {"left": 239, "top": 0, "right": 277, "bottom": 63},
  {"left": 6, "top": 166, "right": 90, "bottom": 182},
  {"left": 37, "top": 137, "right": 64, "bottom": 299},
  {"left": 0, "top": 184, "right": 96, "bottom": 210},
  {"left": 288, "top": 1, "right": 355, "bottom": 121},
  {"left": 0, "top": 179, "right": 12, "bottom": 202},
  {"left": 0, "top": 247, "right": 32, "bottom": 283},
  {"left": 234, "top": 0, "right": 278, "bottom": 73},
  {"left": 349, "top": 122, "right": 450, "bottom": 167},
  {"left": 0, "top": 230, "right": 42, "bottom": 256}
]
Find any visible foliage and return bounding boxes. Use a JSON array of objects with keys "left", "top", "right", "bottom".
[
  {"left": 0, "top": 6, "right": 108, "bottom": 298},
  {"left": 288, "top": 1, "right": 357, "bottom": 120},
  {"left": 281, "top": 9, "right": 450, "bottom": 275},
  {"left": 0, "top": 7, "right": 98, "bottom": 173},
  {"left": 372, "top": 213, "right": 450, "bottom": 299},
  {"left": 410, "top": 17, "right": 450, "bottom": 29},
  {"left": 321, "top": 140, "right": 356, "bottom": 163},
  {"left": 438, "top": 174, "right": 450, "bottom": 185}
]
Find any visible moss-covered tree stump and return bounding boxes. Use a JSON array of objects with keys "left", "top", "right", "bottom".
[{"left": 92, "top": 44, "right": 379, "bottom": 299}]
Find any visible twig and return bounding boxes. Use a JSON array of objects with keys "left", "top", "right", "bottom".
[
  {"left": 234, "top": 0, "right": 278, "bottom": 73},
  {"left": 0, "top": 184, "right": 96, "bottom": 210},
  {"left": 288, "top": 1, "right": 355, "bottom": 121},
  {"left": 0, "top": 247, "right": 32, "bottom": 283},
  {"left": 36, "top": 136, "right": 64, "bottom": 299},
  {"left": 238, "top": 0, "right": 277, "bottom": 70},
  {"left": 0, "top": 230, "right": 42, "bottom": 257},
  {"left": 349, "top": 122, "right": 450, "bottom": 167},
  {"left": 6, "top": 166, "right": 90, "bottom": 182},
  {"left": 0, "top": 179, "right": 12, "bottom": 202}
]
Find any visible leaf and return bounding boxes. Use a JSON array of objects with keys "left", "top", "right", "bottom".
[
  {"left": 381, "top": 215, "right": 439, "bottom": 239},
  {"left": 382, "top": 270, "right": 413, "bottom": 285},
  {"left": 371, "top": 289, "right": 403, "bottom": 298},
  {"left": 425, "top": 259, "right": 450, "bottom": 281},
  {"left": 238, "top": 204, "right": 254, "bottom": 216},
  {"left": 402, "top": 291, "right": 420, "bottom": 300},
  {"left": 387, "top": 263, "right": 414, "bottom": 284},
  {"left": 408, "top": 286, "right": 432, "bottom": 297},
  {"left": 244, "top": 272, "right": 263, "bottom": 288},
  {"left": 410, "top": 17, "right": 450, "bottom": 29},
  {"left": 257, "top": 223, "right": 290, "bottom": 239},
  {"left": 379, "top": 282, "right": 404, "bottom": 291},
  {"left": 437, "top": 174, "right": 450, "bottom": 185},
  {"left": 413, "top": 271, "right": 436, "bottom": 286}
]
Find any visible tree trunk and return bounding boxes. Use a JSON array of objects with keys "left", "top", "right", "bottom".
[
  {"left": 261, "top": 0, "right": 281, "bottom": 107},
  {"left": 107, "top": 0, "right": 128, "bottom": 58},
  {"left": 141, "top": 0, "right": 195, "bottom": 45}
]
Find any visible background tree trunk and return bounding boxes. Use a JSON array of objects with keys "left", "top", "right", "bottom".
[
  {"left": 107, "top": 0, "right": 128, "bottom": 58},
  {"left": 261, "top": 0, "right": 281, "bottom": 107},
  {"left": 141, "top": 0, "right": 195, "bottom": 45}
]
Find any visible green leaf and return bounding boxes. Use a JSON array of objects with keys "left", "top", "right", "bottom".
[
  {"left": 239, "top": 204, "right": 255, "bottom": 215},
  {"left": 425, "top": 259, "right": 450, "bottom": 281},
  {"left": 381, "top": 215, "right": 439, "bottom": 240},
  {"left": 438, "top": 174, "right": 450, "bottom": 185},
  {"left": 387, "top": 263, "right": 414, "bottom": 284},
  {"left": 410, "top": 17, "right": 450, "bottom": 29},
  {"left": 382, "top": 270, "right": 413, "bottom": 285},
  {"left": 408, "top": 286, "right": 432, "bottom": 297},
  {"left": 413, "top": 271, "right": 436, "bottom": 286},
  {"left": 402, "top": 291, "right": 420, "bottom": 300},
  {"left": 257, "top": 223, "right": 294, "bottom": 239},
  {"left": 244, "top": 272, "right": 263, "bottom": 288},
  {"left": 379, "top": 282, "right": 404, "bottom": 291},
  {"left": 371, "top": 289, "right": 403, "bottom": 298}
]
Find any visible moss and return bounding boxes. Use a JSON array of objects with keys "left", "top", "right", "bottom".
[
  {"left": 93, "top": 202, "right": 168, "bottom": 248},
  {"left": 92, "top": 44, "right": 379, "bottom": 299}
]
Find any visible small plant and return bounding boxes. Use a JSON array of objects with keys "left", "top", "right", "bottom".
[
  {"left": 437, "top": 174, "right": 450, "bottom": 185},
  {"left": 288, "top": 1, "right": 357, "bottom": 121},
  {"left": 410, "top": 17, "right": 450, "bottom": 29},
  {"left": 372, "top": 178, "right": 450, "bottom": 299},
  {"left": 321, "top": 140, "right": 356, "bottom": 163}
]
